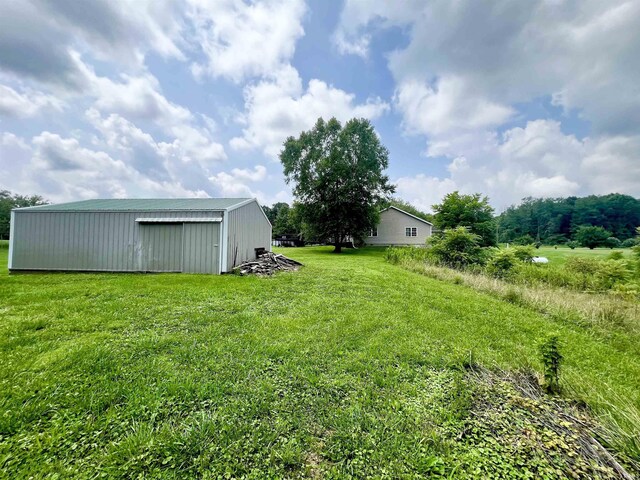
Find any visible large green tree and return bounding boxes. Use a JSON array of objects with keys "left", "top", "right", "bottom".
[
  {"left": 432, "top": 192, "right": 496, "bottom": 246},
  {"left": 575, "top": 225, "right": 612, "bottom": 249},
  {"left": 0, "top": 191, "right": 47, "bottom": 239},
  {"left": 280, "top": 117, "right": 395, "bottom": 253}
]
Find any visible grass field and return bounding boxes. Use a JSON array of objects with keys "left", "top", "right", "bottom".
[
  {"left": 1, "top": 243, "right": 639, "bottom": 477},
  {"left": 531, "top": 245, "right": 633, "bottom": 265}
]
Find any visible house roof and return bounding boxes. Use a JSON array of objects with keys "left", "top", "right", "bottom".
[
  {"left": 14, "top": 198, "right": 254, "bottom": 212},
  {"left": 382, "top": 206, "right": 434, "bottom": 225}
]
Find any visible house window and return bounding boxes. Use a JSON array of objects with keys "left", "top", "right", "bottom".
[
  {"left": 405, "top": 227, "right": 417, "bottom": 237},
  {"left": 370, "top": 227, "right": 378, "bottom": 237}
]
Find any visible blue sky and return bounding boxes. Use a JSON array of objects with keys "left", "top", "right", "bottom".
[{"left": 1, "top": 0, "right": 638, "bottom": 212}]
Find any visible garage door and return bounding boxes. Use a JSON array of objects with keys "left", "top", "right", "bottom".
[
  {"left": 182, "top": 223, "right": 220, "bottom": 274},
  {"left": 140, "top": 224, "right": 183, "bottom": 272}
]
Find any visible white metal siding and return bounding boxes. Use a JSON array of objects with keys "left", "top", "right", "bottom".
[
  {"left": 366, "top": 208, "right": 432, "bottom": 245},
  {"left": 182, "top": 223, "right": 220, "bottom": 274},
  {"left": 140, "top": 224, "right": 183, "bottom": 272},
  {"left": 9, "top": 210, "right": 222, "bottom": 272},
  {"left": 225, "top": 201, "right": 272, "bottom": 271}
]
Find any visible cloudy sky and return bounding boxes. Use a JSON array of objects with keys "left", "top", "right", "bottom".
[{"left": 1, "top": 0, "right": 638, "bottom": 212}]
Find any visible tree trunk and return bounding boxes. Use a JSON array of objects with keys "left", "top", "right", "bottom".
[{"left": 333, "top": 231, "right": 342, "bottom": 253}]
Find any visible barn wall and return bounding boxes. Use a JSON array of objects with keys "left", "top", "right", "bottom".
[
  {"left": 225, "top": 200, "right": 272, "bottom": 271},
  {"left": 365, "top": 208, "right": 432, "bottom": 245},
  {"left": 9, "top": 210, "right": 222, "bottom": 272}
]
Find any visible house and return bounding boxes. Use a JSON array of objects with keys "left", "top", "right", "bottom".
[
  {"left": 8, "top": 198, "right": 271, "bottom": 274},
  {"left": 365, "top": 206, "right": 433, "bottom": 246}
]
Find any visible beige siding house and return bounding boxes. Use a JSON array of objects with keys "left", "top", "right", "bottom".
[{"left": 365, "top": 206, "right": 433, "bottom": 245}]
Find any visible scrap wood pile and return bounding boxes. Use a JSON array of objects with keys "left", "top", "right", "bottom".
[{"left": 233, "top": 252, "right": 303, "bottom": 276}]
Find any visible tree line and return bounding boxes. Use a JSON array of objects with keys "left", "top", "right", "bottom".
[
  {"left": 497, "top": 194, "right": 640, "bottom": 246},
  {"left": 0, "top": 191, "right": 47, "bottom": 240}
]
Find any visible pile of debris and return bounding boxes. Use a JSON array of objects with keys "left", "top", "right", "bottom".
[{"left": 233, "top": 252, "right": 303, "bottom": 276}]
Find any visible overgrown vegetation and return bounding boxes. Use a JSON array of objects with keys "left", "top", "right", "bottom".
[{"left": 2, "top": 246, "right": 639, "bottom": 476}]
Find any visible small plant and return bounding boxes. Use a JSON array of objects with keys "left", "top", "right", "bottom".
[
  {"left": 539, "top": 336, "right": 563, "bottom": 394},
  {"left": 503, "top": 289, "right": 521, "bottom": 304},
  {"left": 567, "top": 241, "right": 579, "bottom": 250}
]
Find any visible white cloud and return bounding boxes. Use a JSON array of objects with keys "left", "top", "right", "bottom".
[
  {"left": 0, "top": 0, "right": 184, "bottom": 91},
  {"left": 187, "top": 0, "right": 306, "bottom": 83},
  {"left": 231, "top": 66, "right": 389, "bottom": 158},
  {"left": 395, "top": 76, "right": 514, "bottom": 137},
  {"left": 208, "top": 164, "right": 287, "bottom": 204},
  {"left": 85, "top": 71, "right": 227, "bottom": 165},
  {"left": 394, "top": 120, "right": 640, "bottom": 211},
  {"left": 337, "top": 0, "right": 640, "bottom": 137},
  {"left": 0, "top": 84, "right": 64, "bottom": 117},
  {"left": 0, "top": 130, "right": 209, "bottom": 202}
]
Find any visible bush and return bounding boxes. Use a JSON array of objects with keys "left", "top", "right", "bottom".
[
  {"left": 575, "top": 225, "right": 612, "bottom": 249},
  {"left": 567, "top": 241, "right": 579, "bottom": 250},
  {"left": 595, "top": 260, "right": 629, "bottom": 290},
  {"left": 565, "top": 257, "right": 599, "bottom": 275},
  {"left": 621, "top": 238, "right": 637, "bottom": 248},
  {"left": 608, "top": 251, "right": 624, "bottom": 260},
  {"left": 486, "top": 249, "right": 519, "bottom": 278},
  {"left": 511, "top": 234, "right": 535, "bottom": 246},
  {"left": 427, "top": 227, "right": 487, "bottom": 269},
  {"left": 512, "top": 245, "right": 535, "bottom": 262},
  {"left": 605, "top": 237, "right": 621, "bottom": 249}
]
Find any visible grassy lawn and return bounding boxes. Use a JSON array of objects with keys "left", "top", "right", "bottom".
[
  {"left": 533, "top": 245, "right": 633, "bottom": 265},
  {"left": 1, "top": 243, "right": 639, "bottom": 477}
]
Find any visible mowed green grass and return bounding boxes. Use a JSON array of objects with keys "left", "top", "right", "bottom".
[
  {"left": 534, "top": 245, "right": 633, "bottom": 265},
  {"left": 1, "top": 243, "right": 639, "bottom": 477}
]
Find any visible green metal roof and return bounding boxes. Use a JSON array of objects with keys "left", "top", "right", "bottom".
[{"left": 15, "top": 198, "right": 253, "bottom": 212}]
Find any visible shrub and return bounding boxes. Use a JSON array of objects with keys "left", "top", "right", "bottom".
[
  {"left": 539, "top": 336, "right": 563, "bottom": 394},
  {"left": 575, "top": 225, "right": 612, "bottom": 249},
  {"left": 512, "top": 245, "right": 535, "bottom": 262},
  {"left": 565, "top": 257, "right": 599, "bottom": 275},
  {"left": 621, "top": 238, "right": 637, "bottom": 248},
  {"left": 595, "top": 260, "right": 628, "bottom": 290},
  {"left": 608, "top": 251, "right": 624, "bottom": 260},
  {"left": 486, "top": 249, "right": 518, "bottom": 278},
  {"left": 427, "top": 227, "right": 486, "bottom": 269},
  {"left": 511, "top": 234, "right": 535, "bottom": 246},
  {"left": 565, "top": 257, "right": 600, "bottom": 290},
  {"left": 605, "top": 237, "right": 621, "bottom": 249},
  {"left": 567, "top": 241, "right": 579, "bottom": 250}
]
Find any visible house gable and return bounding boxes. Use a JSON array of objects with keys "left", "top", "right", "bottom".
[{"left": 366, "top": 206, "right": 433, "bottom": 246}]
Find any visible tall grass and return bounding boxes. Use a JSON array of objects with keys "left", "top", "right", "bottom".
[{"left": 386, "top": 246, "right": 640, "bottom": 462}]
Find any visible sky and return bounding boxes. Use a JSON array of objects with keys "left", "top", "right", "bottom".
[{"left": 0, "top": 0, "right": 639, "bottom": 213}]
